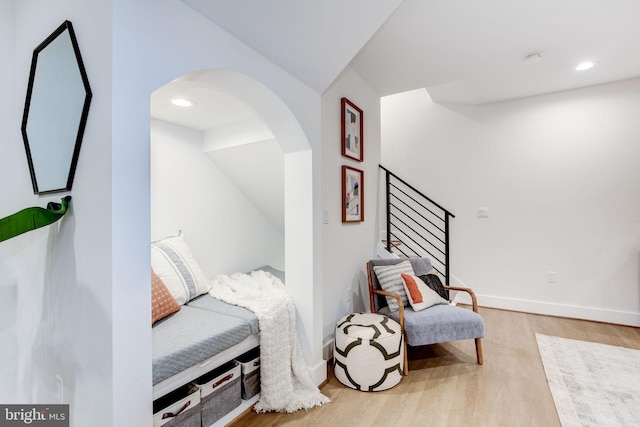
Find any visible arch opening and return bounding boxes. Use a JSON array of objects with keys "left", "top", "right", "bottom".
[{"left": 149, "top": 67, "right": 317, "bottom": 366}]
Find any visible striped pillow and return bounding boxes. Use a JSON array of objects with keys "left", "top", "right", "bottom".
[
  {"left": 151, "top": 269, "right": 180, "bottom": 324},
  {"left": 151, "top": 234, "right": 210, "bottom": 304},
  {"left": 372, "top": 261, "right": 415, "bottom": 311}
]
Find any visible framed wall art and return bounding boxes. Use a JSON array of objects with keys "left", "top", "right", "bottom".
[
  {"left": 341, "top": 97, "right": 363, "bottom": 162},
  {"left": 342, "top": 165, "right": 364, "bottom": 223}
]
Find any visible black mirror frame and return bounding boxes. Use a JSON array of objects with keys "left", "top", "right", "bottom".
[{"left": 21, "top": 20, "right": 92, "bottom": 195}]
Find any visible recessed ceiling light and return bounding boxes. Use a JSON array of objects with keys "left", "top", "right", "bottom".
[
  {"left": 576, "top": 61, "right": 595, "bottom": 71},
  {"left": 171, "top": 98, "right": 195, "bottom": 107},
  {"left": 524, "top": 52, "right": 543, "bottom": 65}
]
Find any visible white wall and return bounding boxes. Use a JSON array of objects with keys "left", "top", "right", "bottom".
[
  {"left": 381, "top": 79, "right": 640, "bottom": 326},
  {"left": 112, "top": 0, "right": 325, "bottom": 423},
  {"left": 151, "top": 119, "right": 284, "bottom": 274},
  {"left": 1, "top": 1, "right": 115, "bottom": 426},
  {"left": 321, "top": 68, "right": 382, "bottom": 352},
  {"left": 0, "top": 0, "right": 22, "bottom": 204},
  {"left": 1, "top": 0, "right": 326, "bottom": 425},
  {"left": 3, "top": 0, "right": 392, "bottom": 423},
  {"left": 0, "top": 0, "right": 19, "bottom": 402},
  {"left": 205, "top": 137, "right": 285, "bottom": 235}
]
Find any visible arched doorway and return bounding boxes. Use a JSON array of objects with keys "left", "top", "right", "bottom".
[{"left": 149, "top": 68, "right": 320, "bottom": 374}]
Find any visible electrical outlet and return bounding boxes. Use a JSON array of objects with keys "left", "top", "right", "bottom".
[
  {"left": 55, "top": 375, "right": 63, "bottom": 403},
  {"left": 546, "top": 271, "right": 556, "bottom": 283},
  {"left": 345, "top": 287, "right": 352, "bottom": 305},
  {"left": 477, "top": 207, "right": 490, "bottom": 218}
]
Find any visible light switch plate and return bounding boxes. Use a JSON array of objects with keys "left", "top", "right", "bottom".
[{"left": 477, "top": 207, "right": 490, "bottom": 218}]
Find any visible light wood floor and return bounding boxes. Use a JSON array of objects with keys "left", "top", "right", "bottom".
[{"left": 230, "top": 307, "right": 640, "bottom": 427}]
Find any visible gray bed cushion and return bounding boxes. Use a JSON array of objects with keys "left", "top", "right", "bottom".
[
  {"left": 187, "top": 294, "right": 259, "bottom": 334},
  {"left": 252, "top": 265, "right": 285, "bottom": 283},
  {"left": 379, "top": 304, "right": 484, "bottom": 346},
  {"left": 152, "top": 306, "right": 251, "bottom": 385}
]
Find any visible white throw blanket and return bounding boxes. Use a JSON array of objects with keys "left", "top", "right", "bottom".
[{"left": 209, "top": 270, "right": 330, "bottom": 413}]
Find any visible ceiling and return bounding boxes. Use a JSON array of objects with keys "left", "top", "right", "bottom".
[
  {"left": 152, "top": 79, "right": 260, "bottom": 131},
  {"left": 151, "top": 0, "right": 640, "bottom": 236},
  {"left": 352, "top": 0, "right": 640, "bottom": 104},
  {"left": 182, "top": 0, "right": 403, "bottom": 95},
  {"left": 180, "top": 0, "right": 640, "bottom": 105}
]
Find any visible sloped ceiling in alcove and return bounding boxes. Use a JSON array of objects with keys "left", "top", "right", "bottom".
[{"left": 151, "top": 78, "right": 284, "bottom": 234}]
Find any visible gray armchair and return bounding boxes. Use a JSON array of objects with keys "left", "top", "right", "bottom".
[{"left": 366, "top": 258, "right": 484, "bottom": 375}]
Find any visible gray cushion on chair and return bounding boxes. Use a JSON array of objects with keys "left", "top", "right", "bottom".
[{"left": 379, "top": 304, "right": 484, "bottom": 346}]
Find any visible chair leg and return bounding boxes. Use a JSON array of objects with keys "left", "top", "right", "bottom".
[{"left": 475, "top": 338, "right": 484, "bottom": 365}]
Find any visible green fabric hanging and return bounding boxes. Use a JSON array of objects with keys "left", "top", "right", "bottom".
[{"left": 0, "top": 196, "right": 71, "bottom": 243}]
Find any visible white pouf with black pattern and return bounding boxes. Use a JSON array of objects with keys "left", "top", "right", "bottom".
[{"left": 334, "top": 313, "right": 404, "bottom": 391}]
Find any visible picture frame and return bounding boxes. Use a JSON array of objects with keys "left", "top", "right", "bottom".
[
  {"left": 342, "top": 165, "right": 364, "bottom": 223},
  {"left": 341, "top": 97, "right": 363, "bottom": 162}
]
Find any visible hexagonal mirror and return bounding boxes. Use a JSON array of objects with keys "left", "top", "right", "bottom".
[{"left": 21, "top": 20, "right": 92, "bottom": 194}]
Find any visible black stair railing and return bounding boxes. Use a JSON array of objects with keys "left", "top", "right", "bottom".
[{"left": 380, "top": 165, "right": 455, "bottom": 286}]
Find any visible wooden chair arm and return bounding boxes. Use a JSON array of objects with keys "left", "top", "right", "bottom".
[
  {"left": 444, "top": 286, "right": 479, "bottom": 312},
  {"left": 371, "top": 289, "right": 405, "bottom": 330}
]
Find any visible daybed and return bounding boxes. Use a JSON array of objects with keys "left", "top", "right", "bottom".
[
  {"left": 150, "top": 233, "right": 284, "bottom": 418},
  {"left": 152, "top": 266, "right": 286, "bottom": 399},
  {"left": 152, "top": 293, "right": 260, "bottom": 399}
]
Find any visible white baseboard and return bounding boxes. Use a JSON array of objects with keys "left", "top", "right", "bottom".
[
  {"left": 454, "top": 293, "right": 640, "bottom": 327},
  {"left": 309, "top": 359, "right": 327, "bottom": 386},
  {"left": 323, "top": 337, "right": 334, "bottom": 362}
]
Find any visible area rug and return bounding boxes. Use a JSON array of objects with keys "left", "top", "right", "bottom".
[{"left": 536, "top": 333, "right": 640, "bottom": 427}]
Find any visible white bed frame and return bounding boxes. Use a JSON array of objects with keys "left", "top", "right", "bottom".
[{"left": 152, "top": 333, "right": 259, "bottom": 400}]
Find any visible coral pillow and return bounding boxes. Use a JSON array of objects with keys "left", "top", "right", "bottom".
[
  {"left": 401, "top": 273, "right": 449, "bottom": 312},
  {"left": 151, "top": 269, "right": 181, "bottom": 324}
]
